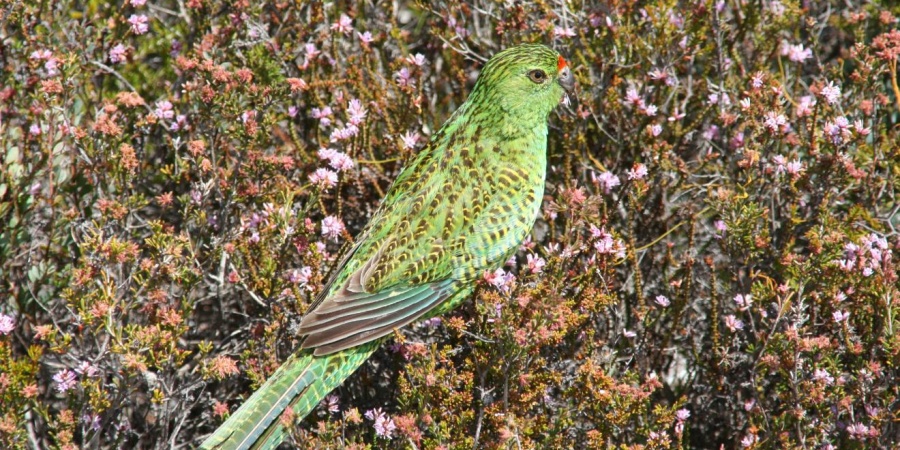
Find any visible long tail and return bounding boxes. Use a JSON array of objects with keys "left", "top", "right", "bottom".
[{"left": 200, "top": 342, "right": 378, "bottom": 450}]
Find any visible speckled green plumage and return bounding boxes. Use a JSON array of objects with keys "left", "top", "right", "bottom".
[{"left": 200, "top": 43, "right": 572, "bottom": 450}]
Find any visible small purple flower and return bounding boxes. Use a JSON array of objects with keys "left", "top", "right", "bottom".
[
  {"left": 813, "top": 368, "right": 834, "bottom": 385},
  {"left": 592, "top": 171, "right": 620, "bottom": 194},
  {"left": 675, "top": 409, "right": 690, "bottom": 421},
  {"left": 399, "top": 131, "right": 419, "bottom": 149},
  {"left": 53, "top": 369, "right": 78, "bottom": 393},
  {"left": 82, "top": 413, "right": 102, "bottom": 431},
  {"left": 154, "top": 100, "right": 175, "bottom": 120},
  {"left": 733, "top": 293, "right": 752, "bottom": 310},
  {"left": 357, "top": 31, "right": 374, "bottom": 44},
  {"left": 347, "top": 99, "right": 367, "bottom": 126},
  {"left": 405, "top": 53, "right": 426, "bottom": 67},
  {"left": 309, "top": 168, "right": 338, "bottom": 189},
  {"left": 321, "top": 216, "right": 345, "bottom": 240},
  {"left": 0, "top": 314, "right": 15, "bottom": 335},
  {"left": 626, "top": 163, "right": 648, "bottom": 180},
  {"left": 724, "top": 314, "right": 743, "bottom": 331},
  {"left": 109, "top": 44, "right": 127, "bottom": 64},
  {"left": 329, "top": 125, "right": 359, "bottom": 142},
  {"left": 127, "top": 14, "right": 149, "bottom": 35},
  {"left": 288, "top": 267, "right": 312, "bottom": 286},
  {"left": 130, "top": 0, "right": 147, "bottom": 6},
  {"left": 395, "top": 67, "right": 415, "bottom": 88},
  {"left": 820, "top": 81, "right": 841, "bottom": 105},
  {"left": 288, "top": 106, "right": 298, "bottom": 118},
  {"left": 330, "top": 14, "right": 353, "bottom": 34},
  {"left": 553, "top": 26, "right": 576, "bottom": 38},
  {"left": 654, "top": 295, "right": 670, "bottom": 307},
  {"left": 782, "top": 42, "right": 812, "bottom": 62},
  {"left": 833, "top": 310, "right": 849, "bottom": 323},
  {"left": 526, "top": 254, "right": 546, "bottom": 274},
  {"left": 324, "top": 394, "right": 340, "bottom": 413},
  {"left": 364, "top": 408, "right": 396, "bottom": 438},
  {"left": 29, "top": 124, "right": 42, "bottom": 136}
]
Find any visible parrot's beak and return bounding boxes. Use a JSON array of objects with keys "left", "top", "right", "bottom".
[{"left": 557, "top": 55, "right": 575, "bottom": 93}]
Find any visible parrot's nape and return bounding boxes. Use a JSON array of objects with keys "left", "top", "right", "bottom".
[{"left": 200, "top": 43, "right": 574, "bottom": 450}]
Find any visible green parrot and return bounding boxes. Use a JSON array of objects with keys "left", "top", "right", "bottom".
[{"left": 200, "top": 43, "right": 574, "bottom": 449}]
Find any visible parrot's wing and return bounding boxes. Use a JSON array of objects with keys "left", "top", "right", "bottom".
[{"left": 297, "top": 255, "right": 456, "bottom": 356}]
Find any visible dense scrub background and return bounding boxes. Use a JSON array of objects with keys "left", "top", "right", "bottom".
[{"left": 2, "top": 0, "right": 899, "bottom": 448}]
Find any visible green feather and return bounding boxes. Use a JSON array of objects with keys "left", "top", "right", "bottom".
[{"left": 199, "top": 43, "right": 569, "bottom": 449}]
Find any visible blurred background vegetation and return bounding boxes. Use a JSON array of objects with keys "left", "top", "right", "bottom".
[{"left": 1, "top": 0, "right": 899, "bottom": 448}]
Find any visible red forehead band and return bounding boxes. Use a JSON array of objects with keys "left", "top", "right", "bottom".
[{"left": 558, "top": 55, "right": 568, "bottom": 71}]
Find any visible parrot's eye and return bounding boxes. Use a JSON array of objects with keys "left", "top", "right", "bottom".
[{"left": 528, "top": 69, "right": 547, "bottom": 83}]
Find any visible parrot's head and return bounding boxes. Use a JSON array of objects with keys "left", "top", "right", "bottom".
[{"left": 469, "top": 44, "right": 574, "bottom": 121}]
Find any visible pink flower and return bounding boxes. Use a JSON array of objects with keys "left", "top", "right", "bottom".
[
  {"left": 29, "top": 124, "right": 41, "bottom": 136},
  {"left": 750, "top": 72, "right": 765, "bottom": 89},
  {"left": 288, "top": 267, "right": 312, "bottom": 286},
  {"left": 328, "top": 152, "right": 354, "bottom": 171},
  {"left": 785, "top": 160, "right": 804, "bottom": 178},
  {"left": 592, "top": 171, "right": 620, "bottom": 194},
  {"left": 30, "top": 49, "right": 52, "bottom": 60},
  {"left": 626, "top": 163, "right": 648, "bottom": 180},
  {"left": 741, "top": 433, "right": 758, "bottom": 448},
  {"left": 624, "top": 87, "right": 643, "bottom": 107},
  {"left": 623, "top": 329, "right": 637, "bottom": 338},
  {"left": 331, "top": 14, "right": 353, "bottom": 34},
  {"left": 812, "top": 368, "right": 834, "bottom": 385},
  {"left": 820, "top": 81, "right": 841, "bottom": 105},
  {"left": 648, "top": 69, "right": 669, "bottom": 83},
  {"left": 675, "top": 409, "right": 690, "bottom": 421},
  {"left": 127, "top": 14, "right": 149, "bottom": 35},
  {"left": 772, "top": 155, "right": 787, "bottom": 175},
  {"left": 53, "top": 369, "right": 77, "bottom": 393},
  {"left": 846, "top": 422, "right": 871, "bottom": 440},
  {"left": 782, "top": 42, "right": 812, "bottom": 62},
  {"left": 642, "top": 104, "right": 658, "bottom": 116},
  {"left": 399, "top": 131, "right": 419, "bottom": 149},
  {"left": 796, "top": 95, "right": 816, "bottom": 117},
  {"left": 0, "top": 314, "right": 14, "bottom": 335},
  {"left": 130, "top": 0, "right": 146, "bottom": 6},
  {"left": 739, "top": 98, "right": 751, "bottom": 110},
  {"left": 591, "top": 226, "right": 626, "bottom": 259},
  {"left": 305, "top": 43, "right": 320, "bottom": 59},
  {"left": 648, "top": 124, "right": 663, "bottom": 137},
  {"left": 309, "top": 168, "right": 338, "bottom": 189},
  {"left": 154, "top": 100, "right": 175, "bottom": 119},
  {"left": 733, "top": 293, "right": 752, "bottom": 310},
  {"left": 347, "top": 99, "right": 367, "bottom": 126},
  {"left": 763, "top": 111, "right": 788, "bottom": 133},
  {"left": 484, "top": 268, "right": 515, "bottom": 292},
  {"left": 288, "top": 106, "right": 298, "bottom": 118},
  {"left": 324, "top": 395, "right": 340, "bottom": 413},
  {"left": 833, "top": 310, "right": 849, "bottom": 323},
  {"left": 75, "top": 361, "right": 100, "bottom": 378},
  {"left": 553, "top": 26, "right": 576, "bottom": 38},
  {"left": 364, "top": 408, "right": 396, "bottom": 438},
  {"left": 724, "top": 314, "right": 743, "bottom": 331},
  {"left": 357, "top": 31, "right": 374, "bottom": 44},
  {"left": 395, "top": 67, "right": 415, "bottom": 88},
  {"left": 109, "top": 44, "right": 127, "bottom": 63},
  {"left": 405, "top": 53, "right": 426, "bottom": 66},
  {"left": 329, "top": 124, "right": 359, "bottom": 142},
  {"left": 654, "top": 295, "right": 670, "bottom": 307},
  {"left": 321, "top": 216, "right": 345, "bottom": 240},
  {"left": 311, "top": 106, "right": 333, "bottom": 126},
  {"left": 526, "top": 254, "right": 546, "bottom": 274}
]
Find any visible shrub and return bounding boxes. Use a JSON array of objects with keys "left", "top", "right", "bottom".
[{"left": 1, "top": 0, "right": 898, "bottom": 448}]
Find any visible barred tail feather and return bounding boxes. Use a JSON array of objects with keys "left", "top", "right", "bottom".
[{"left": 200, "top": 342, "right": 378, "bottom": 450}]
